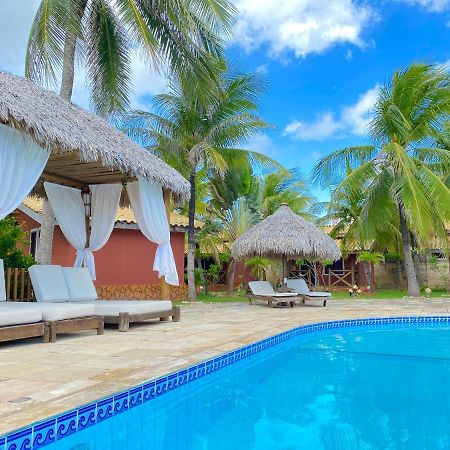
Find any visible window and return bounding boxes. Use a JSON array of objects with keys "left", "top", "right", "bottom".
[{"left": 30, "top": 228, "right": 40, "bottom": 258}]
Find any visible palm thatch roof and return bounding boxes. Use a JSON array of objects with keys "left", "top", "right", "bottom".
[
  {"left": 232, "top": 204, "right": 342, "bottom": 261},
  {"left": 0, "top": 72, "right": 189, "bottom": 200}
]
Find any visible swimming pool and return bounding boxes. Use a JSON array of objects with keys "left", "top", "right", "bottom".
[{"left": 3, "top": 316, "right": 450, "bottom": 449}]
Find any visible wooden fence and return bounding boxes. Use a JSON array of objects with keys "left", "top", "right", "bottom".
[
  {"left": 290, "top": 267, "right": 357, "bottom": 289},
  {"left": 4, "top": 268, "right": 34, "bottom": 301}
]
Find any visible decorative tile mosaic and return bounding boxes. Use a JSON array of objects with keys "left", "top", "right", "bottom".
[{"left": 2, "top": 315, "right": 450, "bottom": 449}]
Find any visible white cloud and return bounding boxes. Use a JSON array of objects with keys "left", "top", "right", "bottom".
[
  {"left": 256, "top": 64, "right": 268, "bottom": 74},
  {"left": 243, "top": 134, "right": 280, "bottom": 157},
  {"left": 395, "top": 0, "right": 450, "bottom": 11},
  {"left": 233, "top": 0, "right": 375, "bottom": 59},
  {"left": 284, "top": 85, "right": 379, "bottom": 141},
  {"left": 284, "top": 113, "right": 340, "bottom": 141},
  {"left": 341, "top": 85, "right": 379, "bottom": 135}
]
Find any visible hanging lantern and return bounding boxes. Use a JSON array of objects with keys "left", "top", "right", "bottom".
[{"left": 81, "top": 187, "right": 92, "bottom": 218}]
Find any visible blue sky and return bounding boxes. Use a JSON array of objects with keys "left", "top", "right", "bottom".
[{"left": 1, "top": 0, "right": 450, "bottom": 200}]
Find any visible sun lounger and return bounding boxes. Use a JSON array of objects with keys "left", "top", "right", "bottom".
[
  {"left": 248, "top": 281, "right": 301, "bottom": 308},
  {"left": 0, "top": 302, "right": 50, "bottom": 343},
  {"left": 61, "top": 267, "right": 180, "bottom": 332},
  {"left": 286, "top": 278, "right": 330, "bottom": 306},
  {"left": 28, "top": 265, "right": 104, "bottom": 342},
  {"left": 0, "top": 259, "right": 50, "bottom": 343}
]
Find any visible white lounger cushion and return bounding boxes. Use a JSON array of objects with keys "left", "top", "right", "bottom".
[
  {"left": 286, "top": 279, "right": 331, "bottom": 297},
  {"left": 29, "top": 265, "right": 70, "bottom": 303},
  {"left": 0, "top": 302, "right": 42, "bottom": 326},
  {"left": 62, "top": 267, "right": 98, "bottom": 302},
  {"left": 87, "top": 300, "right": 173, "bottom": 316},
  {"left": 62, "top": 267, "right": 173, "bottom": 316},
  {"left": 248, "top": 281, "right": 298, "bottom": 298},
  {"left": 38, "top": 302, "right": 95, "bottom": 321}
]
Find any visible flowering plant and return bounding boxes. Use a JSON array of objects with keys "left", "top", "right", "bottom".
[{"left": 348, "top": 285, "right": 362, "bottom": 297}]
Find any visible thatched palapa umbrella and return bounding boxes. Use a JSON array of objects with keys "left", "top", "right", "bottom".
[{"left": 232, "top": 203, "right": 341, "bottom": 281}]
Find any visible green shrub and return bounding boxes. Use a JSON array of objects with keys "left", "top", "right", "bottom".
[{"left": 0, "top": 217, "right": 35, "bottom": 269}]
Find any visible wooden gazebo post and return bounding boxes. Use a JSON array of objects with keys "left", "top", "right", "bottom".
[{"left": 160, "top": 189, "right": 171, "bottom": 300}]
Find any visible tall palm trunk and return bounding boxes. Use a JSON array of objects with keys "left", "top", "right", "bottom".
[
  {"left": 227, "top": 259, "right": 237, "bottom": 295},
  {"left": 448, "top": 255, "right": 450, "bottom": 293},
  {"left": 35, "top": 199, "right": 55, "bottom": 264},
  {"left": 187, "top": 166, "right": 197, "bottom": 301},
  {"left": 398, "top": 204, "right": 420, "bottom": 297},
  {"left": 38, "top": 1, "right": 87, "bottom": 264}
]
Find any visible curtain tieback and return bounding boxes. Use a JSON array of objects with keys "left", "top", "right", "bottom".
[{"left": 75, "top": 248, "right": 96, "bottom": 280}]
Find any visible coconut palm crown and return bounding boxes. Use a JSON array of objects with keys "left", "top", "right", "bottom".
[
  {"left": 26, "top": 0, "right": 236, "bottom": 115},
  {"left": 312, "top": 64, "right": 450, "bottom": 296}
]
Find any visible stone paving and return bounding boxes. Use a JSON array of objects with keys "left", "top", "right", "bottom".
[{"left": 1, "top": 297, "right": 449, "bottom": 435}]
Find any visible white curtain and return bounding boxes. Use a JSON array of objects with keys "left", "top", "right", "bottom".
[
  {"left": 0, "top": 124, "right": 50, "bottom": 288},
  {"left": 44, "top": 182, "right": 121, "bottom": 279},
  {"left": 0, "top": 124, "right": 50, "bottom": 219},
  {"left": 127, "top": 179, "right": 179, "bottom": 286}
]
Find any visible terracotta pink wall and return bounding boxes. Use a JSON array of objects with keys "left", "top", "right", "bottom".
[{"left": 15, "top": 211, "right": 186, "bottom": 286}]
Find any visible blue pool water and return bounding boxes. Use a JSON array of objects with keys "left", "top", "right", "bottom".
[{"left": 21, "top": 322, "right": 450, "bottom": 449}]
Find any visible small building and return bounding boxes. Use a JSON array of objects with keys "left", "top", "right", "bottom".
[{"left": 15, "top": 198, "right": 201, "bottom": 301}]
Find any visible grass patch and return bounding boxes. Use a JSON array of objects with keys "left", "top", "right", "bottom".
[
  {"left": 323, "top": 289, "right": 448, "bottom": 300},
  {"left": 197, "top": 291, "right": 246, "bottom": 303},
  {"left": 196, "top": 289, "right": 449, "bottom": 303}
]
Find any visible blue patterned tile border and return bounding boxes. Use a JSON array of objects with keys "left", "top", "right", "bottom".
[{"left": 3, "top": 315, "right": 450, "bottom": 449}]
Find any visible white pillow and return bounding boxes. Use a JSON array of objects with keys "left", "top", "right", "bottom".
[
  {"left": 0, "top": 259, "right": 6, "bottom": 301},
  {"left": 62, "top": 267, "right": 98, "bottom": 302},
  {"left": 28, "top": 265, "right": 70, "bottom": 303}
]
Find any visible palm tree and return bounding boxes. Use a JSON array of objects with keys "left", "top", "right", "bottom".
[
  {"left": 123, "top": 60, "right": 280, "bottom": 301},
  {"left": 199, "top": 197, "right": 258, "bottom": 294},
  {"left": 26, "top": 0, "right": 235, "bottom": 113},
  {"left": 257, "top": 169, "right": 315, "bottom": 219},
  {"left": 27, "top": 0, "right": 235, "bottom": 265},
  {"left": 313, "top": 64, "right": 450, "bottom": 296}
]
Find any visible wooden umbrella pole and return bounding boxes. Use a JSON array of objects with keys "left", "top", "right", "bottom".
[
  {"left": 160, "top": 189, "right": 171, "bottom": 300},
  {"left": 283, "top": 256, "right": 288, "bottom": 285}
]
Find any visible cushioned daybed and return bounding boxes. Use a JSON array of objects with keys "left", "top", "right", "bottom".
[
  {"left": 0, "top": 302, "right": 49, "bottom": 343},
  {"left": 28, "top": 265, "right": 104, "bottom": 342},
  {"left": 62, "top": 267, "right": 180, "bottom": 331}
]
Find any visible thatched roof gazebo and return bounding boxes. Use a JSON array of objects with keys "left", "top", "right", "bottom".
[
  {"left": 0, "top": 71, "right": 189, "bottom": 199},
  {"left": 0, "top": 71, "right": 189, "bottom": 297},
  {"left": 232, "top": 204, "right": 341, "bottom": 275}
]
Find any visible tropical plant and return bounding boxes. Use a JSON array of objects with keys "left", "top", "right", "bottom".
[
  {"left": 356, "top": 251, "right": 385, "bottom": 293},
  {"left": 0, "top": 217, "right": 35, "bottom": 269},
  {"left": 258, "top": 169, "right": 315, "bottom": 219},
  {"left": 245, "top": 256, "right": 271, "bottom": 281},
  {"left": 313, "top": 64, "right": 450, "bottom": 296},
  {"left": 199, "top": 197, "right": 258, "bottom": 294},
  {"left": 123, "top": 60, "right": 281, "bottom": 301},
  {"left": 26, "top": 0, "right": 235, "bottom": 114}
]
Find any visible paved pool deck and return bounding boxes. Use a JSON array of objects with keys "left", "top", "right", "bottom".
[{"left": 1, "top": 297, "right": 450, "bottom": 435}]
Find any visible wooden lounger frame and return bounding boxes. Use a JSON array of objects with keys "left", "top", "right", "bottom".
[
  {"left": 247, "top": 295, "right": 298, "bottom": 308},
  {"left": 48, "top": 316, "right": 104, "bottom": 343},
  {"left": 0, "top": 322, "right": 50, "bottom": 344},
  {"left": 0, "top": 316, "right": 104, "bottom": 344},
  {"left": 248, "top": 294, "right": 327, "bottom": 307},
  {"left": 105, "top": 306, "right": 181, "bottom": 332}
]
